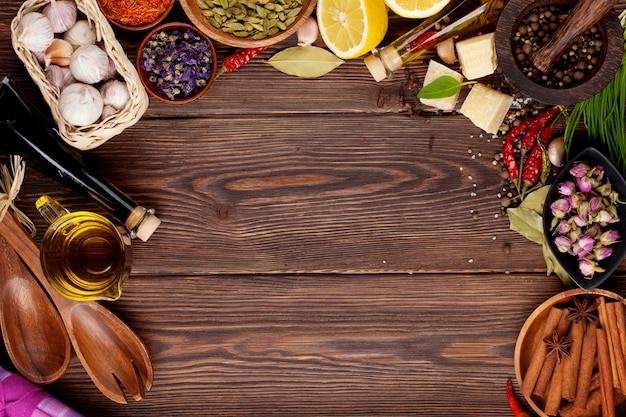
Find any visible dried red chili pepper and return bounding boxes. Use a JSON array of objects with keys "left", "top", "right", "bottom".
[
  {"left": 503, "top": 117, "right": 533, "bottom": 182},
  {"left": 216, "top": 47, "right": 268, "bottom": 78},
  {"left": 521, "top": 123, "right": 556, "bottom": 188},
  {"left": 519, "top": 106, "right": 560, "bottom": 151},
  {"left": 406, "top": 30, "right": 439, "bottom": 53},
  {"left": 506, "top": 380, "right": 532, "bottom": 417}
]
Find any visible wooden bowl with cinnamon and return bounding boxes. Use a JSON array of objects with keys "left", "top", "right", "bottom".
[{"left": 515, "top": 289, "right": 626, "bottom": 417}]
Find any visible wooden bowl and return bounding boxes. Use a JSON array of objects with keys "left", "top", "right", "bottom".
[
  {"left": 97, "top": 0, "right": 175, "bottom": 31},
  {"left": 136, "top": 23, "right": 217, "bottom": 105},
  {"left": 515, "top": 289, "right": 626, "bottom": 417},
  {"left": 179, "top": 0, "right": 317, "bottom": 48},
  {"left": 495, "top": 0, "right": 624, "bottom": 105}
]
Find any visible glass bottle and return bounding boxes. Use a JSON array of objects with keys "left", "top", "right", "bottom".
[
  {"left": 364, "top": 0, "right": 505, "bottom": 81},
  {"left": 0, "top": 77, "right": 161, "bottom": 241}
]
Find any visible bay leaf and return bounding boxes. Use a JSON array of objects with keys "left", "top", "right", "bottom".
[
  {"left": 519, "top": 185, "right": 549, "bottom": 215},
  {"left": 266, "top": 45, "right": 344, "bottom": 78},
  {"left": 508, "top": 206, "right": 544, "bottom": 245}
]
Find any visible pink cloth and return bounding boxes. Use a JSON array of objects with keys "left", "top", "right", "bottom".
[{"left": 0, "top": 367, "right": 83, "bottom": 417}]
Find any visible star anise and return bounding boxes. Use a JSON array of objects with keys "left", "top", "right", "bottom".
[
  {"left": 566, "top": 295, "right": 599, "bottom": 333},
  {"left": 544, "top": 330, "right": 573, "bottom": 363}
]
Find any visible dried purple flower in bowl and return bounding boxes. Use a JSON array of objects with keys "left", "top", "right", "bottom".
[
  {"left": 543, "top": 147, "right": 626, "bottom": 289},
  {"left": 136, "top": 23, "right": 217, "bottom": 104}
]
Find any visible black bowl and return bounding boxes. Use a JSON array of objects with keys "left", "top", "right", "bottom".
[{"left": 543, "top": 147, "right": 626, "bottom": 289}]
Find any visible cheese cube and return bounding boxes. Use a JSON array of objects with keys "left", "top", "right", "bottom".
[
  {"left": 460, "top": 83, "right": 513, "bottom": 134},
  {"left": 456, "top": 32, "right": 497, "bottom": 80},
  {"left": 419, "top": 60, "right": 464, "bottom": 111}
]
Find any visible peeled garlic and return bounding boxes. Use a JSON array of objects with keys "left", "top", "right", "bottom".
[
  {"left": 46, "top": 64, "right": 75, "bottom": 90},
  {"left": 100, "top": 80, "right": 129, "bottom": 110},
  {"left": 44, "top": 39, "right": 74, "bottom": 67},
  {"left": 548, "top": 137, "right": 565, "bottom": 167},
  {"left": 436, "top": 38, "right": 457, "bottom": 65},
  {"left": 63, "top": 20, "right": 97, "bottom": 48},
  {"left": 297, "top": 17, "right": 319, "bottom": 46},
  {"left": 16, "top": 12, "right": 54, "bottom": 52},
  {"left": 42, "top": 0, "right": 77, "bottom": 33},
  {"left": 70, "top": 44, "right": 110, "bottom": 84},
  {"left": 58, "top": 83, "right": 103, "bottom": 126}
]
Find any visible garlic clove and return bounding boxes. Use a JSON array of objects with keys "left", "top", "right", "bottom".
[
  {"left": 16, "top": 12, "right": 54, "bottom": 53},
  {"left": 43, "top": 0, "right": 77, "bottom": 33},
  {"left": 44, "top": 39, "right": 74, "bottom": 68},
  {"left": 436, "top": 38, "right": 457, "bottom": 65},
  {"left": 63, "top": 20, "right": 97, "bottom": 48},
  {"left": 58, "top": 82, "right": 103, "bottom": 127},
  {"left": 70, "top": 44, "right": 110, "bottom": 84},
  {"left": 100, "top": 105, "right": 118, "bottom": 121},
  {"left": 46, "top": 64, "right": 75, "bottom": 90},
  {"left": 548, "top": 137, "right": 565, "bottom": 167},
  {"left": 297, "top": 17, "right": 319, "bottom": 47},
  {"left": 100, "top": 80, "right": 130, "bottom": 110}
]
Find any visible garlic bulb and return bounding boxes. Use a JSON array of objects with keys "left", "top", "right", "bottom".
[
  {"left": 100, "top": 80, "right": 129, "bottom": 110},
  {"left": 63, "top": 20, "right": 97, "bottom": 48},
  {"left": 297, "top": 17, "right": 319, "bottom": 46},
  {"left": 46, "top": 64, "right": 75, "bottom": 90},
  {"left": 42, "top": 0, "right": 77, "bottom": 33},
  {"left": 70, "top": 44, "right": 110, "bottom": 84},
  {"left": 44, "top": 39, "right": 74, "bottom": 67},
  {"left": 58, "top": 83, "right": 103, "bottom": 127},
  {"left": 16, "top": 12, "right": 54, "bottom": 52},
  {"left": 98, "top": 43, "right": 118, "bottom": 80}
]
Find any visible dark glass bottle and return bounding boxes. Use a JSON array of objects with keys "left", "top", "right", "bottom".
[{"left": 0, "top": 77, "right": 160, "bottom": 241}]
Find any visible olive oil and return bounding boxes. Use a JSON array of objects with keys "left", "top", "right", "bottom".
[{"left": 37, "top": 196, "right": 132, "bottom": 301}]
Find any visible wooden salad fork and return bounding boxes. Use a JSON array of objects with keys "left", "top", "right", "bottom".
[{"left": 0, "top": 212, "right": 154, "bottom": 404}]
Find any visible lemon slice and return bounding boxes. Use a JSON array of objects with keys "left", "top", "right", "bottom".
[
  {"left": 317, "top": 0, "right": 388, "bottom": 60},
  {"left": 384, "top": 0, "right": 450, "bottom": 19}
]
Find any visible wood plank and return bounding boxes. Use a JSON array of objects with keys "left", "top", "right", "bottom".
[{"left": 39, "top": 272, "right": 577, "bottom": 416}]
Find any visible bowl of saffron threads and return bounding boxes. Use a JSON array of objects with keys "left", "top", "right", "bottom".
[
  {"left": 136, "top": 23, "right": 217, "bottom": 104},
  {"left": 97, "top": 0, "right": 175, "bottom": 31}
]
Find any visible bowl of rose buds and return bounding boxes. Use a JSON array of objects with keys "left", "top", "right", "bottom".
[{"left": 543, "top": 147, "right": 626, "bottom": 289}]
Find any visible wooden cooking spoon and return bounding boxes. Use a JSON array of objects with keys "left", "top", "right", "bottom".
[
  {"left": 531, "top": 0, "right": 619, "bottom": 73},
  {"left": 0, "top": 213, "right": 154, "bottom": 404},
  {"left": 0, "top": 234, "right": 71, "bottom": 384}
]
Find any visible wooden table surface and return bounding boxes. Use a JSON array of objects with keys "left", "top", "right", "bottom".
[{"left": 1, "top": 1, "right": 626, "bottom": 415}]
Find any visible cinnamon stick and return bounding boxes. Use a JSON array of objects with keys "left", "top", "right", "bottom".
[
  {"left": 544, "top": 359, "right": 565, "bottom": 416},
  {"left": 562, "top": 320, "right": 584, "bottom": 402},
  {"left": 533, "top": 308, "right": 572, "bottom": 399},
  {"left": 615, "top": 302, "right": 626, "bottom": 363},
  {"left": 521, "top": 306, "right": 565, "bottom": 397},
  {"left": 573, "top": 320, "right": 598, "bottom": 410},
  {"left": 599, "top": 297, "right": 620, "bottom": 389},
  {"left": 607, "top": 302, "right": 626, "bottom": 395},
  {"left": 597, "top": 327, "right": 615, "bottom": 417}
]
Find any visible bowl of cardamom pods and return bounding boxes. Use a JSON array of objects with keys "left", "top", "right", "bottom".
[
  {"left": 179, "top": 0, "right": 317, "bottom": 48},
  {"left": 515, "top": 288, "right": 626, "bottom": 417}
]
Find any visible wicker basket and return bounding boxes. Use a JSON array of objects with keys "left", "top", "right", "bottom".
[{"left": 11, "top": 0, "right": 149, "bottom": 150}]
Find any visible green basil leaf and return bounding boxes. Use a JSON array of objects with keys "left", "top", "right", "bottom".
[
  {"left": 418, "top": 75, "right": 474, "bottom": 99},
  {"left": 267, "top": 46, "right": 344, "bottom": 78}
]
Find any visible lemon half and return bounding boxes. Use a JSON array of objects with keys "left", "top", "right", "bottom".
[
  {"left": 317, "top": 0, "right": 388, "bottom": 59},
  {"left": 384, "top": 0, "right": 450, "bottom": 19}
]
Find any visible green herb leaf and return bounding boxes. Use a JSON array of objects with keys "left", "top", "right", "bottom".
[
  {"left": 508, "top": 206, "right": 544, "bottom": 244},
  {"left": 417, "top": 75, "right": 475, "bottom": 99},
  {"left": 266, "top": 46, "right": 344, "bottom": 78}
]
